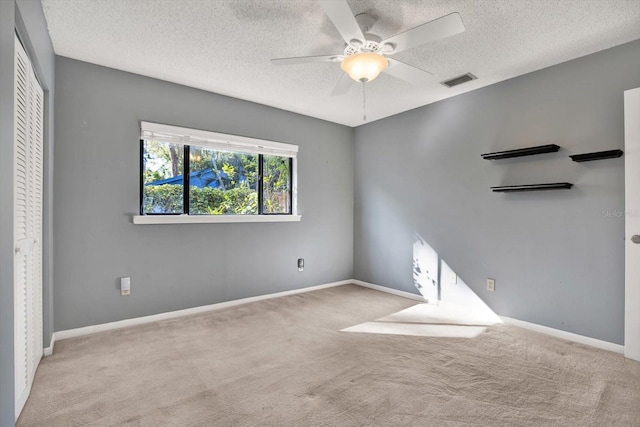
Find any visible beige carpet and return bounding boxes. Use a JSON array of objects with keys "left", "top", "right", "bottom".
[{"left": 18, "top": 284, "right": 640, "bottom": 426}]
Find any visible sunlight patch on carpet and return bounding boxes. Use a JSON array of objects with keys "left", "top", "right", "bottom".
[
  {"left": 342, "top": 301, "right": 501, "bottom": 338},
  {"left": 342, "top": 322, "right": 487, "bottom": 338},
  {"left": 379, "top": 302, "right": 502, "bottom": 326}
]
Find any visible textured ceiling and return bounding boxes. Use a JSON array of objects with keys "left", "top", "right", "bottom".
[{"left": 42, "top": 0, "right": 640, "bottom": 127}]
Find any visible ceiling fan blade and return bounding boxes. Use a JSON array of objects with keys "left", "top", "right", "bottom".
[
  {"left": 384, "top": 58, "right": 434, "bottom": 85},
  {"left": 271, "top": 55, "right": 341, "bottom": 66},
  {"left": 319, "top": 0, "right": 365, "bottom": 45},
  {"left": 381, "top": 12, "right": 465, "bottom": 54},
  {"left": 331, "top": 73, "right": 353, "bottom": 96}
]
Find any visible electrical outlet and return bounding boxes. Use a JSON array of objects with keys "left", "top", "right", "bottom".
[
  {"left": 486, "top": 278, "right": 495, "bottom": 292},
  {"left": 298, "top": 258, "right": 304, "bottom": 272},
  {"left": 120, "top": 277, "right": 131, "bottom": 296},
  {"left": 449, "top": 272, "right": 457, "bottom": 284}
]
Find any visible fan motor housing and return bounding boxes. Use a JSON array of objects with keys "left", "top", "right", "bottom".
[{"left": 345, "top": 40, "right": 382, "bottom": 56}]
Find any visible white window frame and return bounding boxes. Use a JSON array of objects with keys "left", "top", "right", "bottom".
[{"left": 134, "top": 122, "right": 300, "bottom": 224}]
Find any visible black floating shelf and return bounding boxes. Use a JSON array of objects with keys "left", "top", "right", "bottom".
[
  {"left": 491, "top": 183, "right": 573, "bottom": 192},
  {"left": 481, "top": 144, "right": 560, "bottom": 160},
  {"left": 569, "top": 149, "right": 623, "bottom": 162}
]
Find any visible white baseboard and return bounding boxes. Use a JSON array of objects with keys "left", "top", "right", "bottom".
[
  {"left": 352, "top": 280, "right": 425, "bottom": 302},
  {"left": 46, "top": 280, "right": 352, "bottom": 353},
  {"left": 499, "top": 315, "right": 624, "bottom": 354},
  {"left": 44, "top": 279, "right": 624, "bottom": 358},
  {"left": 43, "top": 333, "right": 56, "bottom": 356}
]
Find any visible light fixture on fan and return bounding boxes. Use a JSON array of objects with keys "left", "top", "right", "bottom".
[
  {"left": 271, "top": 0, "right": 465, "bottom": 96},
  {"left": 340, "top": 52, "right": 388, "bottom": 82}
]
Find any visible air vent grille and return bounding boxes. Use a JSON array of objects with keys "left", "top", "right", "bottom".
[{"left": 441, "top": 73, "right": 477, "bottom": 88}]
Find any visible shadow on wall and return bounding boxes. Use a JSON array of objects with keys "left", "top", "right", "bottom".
[
  {"left": 413, "top": 233, "right": 501, "bottom": 323},
  {"left": 342, "top": 233, "right": 502, "bottom": 338},
  {"left": 413, "top": 233, "right": 439, "bottom": 302},
  {"left": 413, "top": 233, "right": 500, "bottom": 324},
  {"left": 342, "top": 234, "right": 502, "bottom": 339}
]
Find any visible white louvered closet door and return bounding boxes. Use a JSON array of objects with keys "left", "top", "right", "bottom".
[{"left": 14, "top": 34, "right": 44, "bottom": 420}]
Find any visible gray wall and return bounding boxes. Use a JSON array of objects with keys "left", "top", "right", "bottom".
[
  {"left": 53, "top": 57, "right": 354, "bottom": 331},
  {"left": 0, "top": 1, "right": 54, "bottom": 425},
  {"left": 354, "top": 40, "right": 640, "bottom": 345},
  {"left": 0, "top": 3, "right": 17, "bottom": 424}
]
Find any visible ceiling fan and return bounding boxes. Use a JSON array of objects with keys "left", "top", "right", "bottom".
[{"left": 270, "top": 0, "right": 465, "bottom": 96}]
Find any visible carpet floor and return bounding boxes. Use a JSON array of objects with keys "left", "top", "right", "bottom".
[{"left": 17, "top": 284, "right": 640, "bottom": 426}]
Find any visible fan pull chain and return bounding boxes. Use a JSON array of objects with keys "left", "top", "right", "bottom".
[{"left": 362, "top": 81, "right": 367, "bottom": 122}]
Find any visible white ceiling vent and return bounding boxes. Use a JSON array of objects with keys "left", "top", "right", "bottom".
[{"left": 441, "top": 73, "right": 477, "bottom": 88}]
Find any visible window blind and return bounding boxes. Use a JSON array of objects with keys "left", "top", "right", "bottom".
[{"left": 140, "top": 121, "right": 298, "bottom": 158}]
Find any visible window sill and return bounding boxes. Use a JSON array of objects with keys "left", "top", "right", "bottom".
[{"left": 133, "top": 214, "right": 301, "bottom": 225}]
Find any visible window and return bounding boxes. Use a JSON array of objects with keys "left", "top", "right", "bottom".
[{"left": 136, "top": 122, "right": 299, "bottom": 224}]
